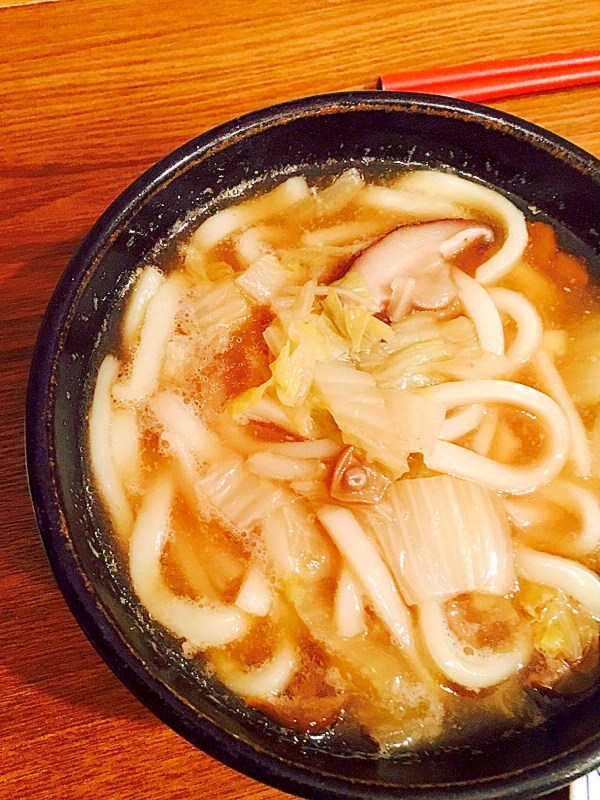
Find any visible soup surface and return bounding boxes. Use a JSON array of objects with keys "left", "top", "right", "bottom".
[{"left": 90, "top": 167, "right": 600, "bottom": 753}]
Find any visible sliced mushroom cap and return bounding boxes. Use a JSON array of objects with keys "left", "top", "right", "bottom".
[
  {"left": 349, "top": 220, "right": 494, "bottom": 313},
  {"left": 329, "top": 446, "right": 390, "bottom": 504}
]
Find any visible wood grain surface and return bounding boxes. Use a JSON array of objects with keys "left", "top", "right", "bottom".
[{"left": 2, "top": 0, "right": 600, "bottom": 797}]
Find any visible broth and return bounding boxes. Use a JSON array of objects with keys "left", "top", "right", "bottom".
[{"left": 89, "top": 167, "right": 600, "bottom": 753}]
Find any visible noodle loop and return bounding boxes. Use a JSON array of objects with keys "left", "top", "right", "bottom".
[{"left": 422, "top": 380, "right": 571, "bottom": 493}]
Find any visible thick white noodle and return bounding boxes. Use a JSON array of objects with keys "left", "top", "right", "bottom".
[
  {"left": 452, "top": 268, "right": 504, "bottom": 356},
  {"left": 567, "top": 484, "right": 600, "bottom": 554},
  {"left": 515, "top": 543, "right": 600, "bottom": 619},
  {"left": 398, "top": 170, "right": 528, "bottom": 284},
  {"left": 129, "top": 474, "right": 249, "bottom": 650},
  {"left": 113, "top": 275, "right": 186, "bottom": 404},
  {"left": 89, "top": 355, "right": 133, "bottom": 541},
  {"left": 267, "top": 438, "right": 340, "bottom": 459},
  {"left": 110, "top": 406, "right": 142, "bottom": 491},
  {"left": 149, "top": 393, "right": 228, "bottom": 498},
  {"left": 533, "top": 349, "right": 592, "bottom": 477},
  {"left": 150, "top": 391, "right": 225, "bottom": 462},
  {"left": 439, "top": 404, "right": 485, "bottom": 442},
  {"left": 335, "top": 564, "right": 366, "bottom": 639},
  {"left": 301, "top": 220, "right": 383, "bottom": 247},
  {"left": 504, "top": 497, "right": 542, "bottom": 530},
  {"left": 121, "top": 265, "right": 165, "bottom": 350},
  {"left": 419, "top": 600, "right": 530, "bottom": 690},
  {"left": 470, "top": 406, "right": 499, "bottom": 456},
  {"left": 360, "top": 185, "right": 465, "bottom": 220},
  {"left": 236, "top": 226, "right": 277, "bottom": 265},
  {"left": 262, "top": 508, "right": 296, "bottom": 578},
  {"left": 215, "top": 640, "right": 299, "bottom": 700},
  {"left": 488, "top": 288, "right": 543, "bottom": 369},
  {"left": 190, "top": 176, "right": 310, "bottom": 251},
  {"left": 317, "top": 505, "right": 414, "bottom": 652},
  {"left": 160, "top": 431, "right": 199, "bottom": 490},
  {"left": 421, "top": 379, "right": 571, "bottom": 493},
  {"left": 507, "top": 482, "right": 600, "bottom": 557}
]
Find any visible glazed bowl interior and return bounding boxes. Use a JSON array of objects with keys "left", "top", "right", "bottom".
[{"left": 26, "top": 91, "right": 600, "bottom": 800}]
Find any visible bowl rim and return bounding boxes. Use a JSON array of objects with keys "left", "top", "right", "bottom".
[{"left": 25, "top": 89, "right": 600, "bottom": 800}]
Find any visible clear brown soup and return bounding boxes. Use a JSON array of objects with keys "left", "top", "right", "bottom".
[{"left": 89, "top": 168, "right": 600, "bottom": 754}]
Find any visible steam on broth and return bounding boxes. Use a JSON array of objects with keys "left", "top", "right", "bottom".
[{"left": 89, "top": 167, "right": 600, "bottom": 752}]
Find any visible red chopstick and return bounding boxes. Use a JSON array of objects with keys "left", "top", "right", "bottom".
[{"left": 379, "top": 51, "right": 600, "bottom": 102}]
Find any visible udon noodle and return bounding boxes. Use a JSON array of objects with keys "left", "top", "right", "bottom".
[{"left": 89, "top": 167, "right": 600, "bottom": 751}]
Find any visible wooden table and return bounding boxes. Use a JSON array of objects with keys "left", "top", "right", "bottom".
[{"left": 2, "top": 0, "right": 600, "bottom": 797}]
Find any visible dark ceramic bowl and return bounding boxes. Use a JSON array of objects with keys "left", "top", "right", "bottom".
[{"left": 26, "top": 91, "right": 600, "bottom": 799}]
